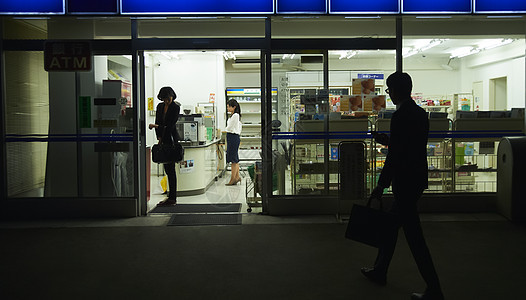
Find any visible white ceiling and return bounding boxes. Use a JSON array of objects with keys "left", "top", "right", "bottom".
[{"left": 180, "top": 38, "right": 522, "bottom": 61}]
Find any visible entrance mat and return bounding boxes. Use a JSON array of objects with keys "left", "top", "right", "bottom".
[
  {"left": 150, "top": 203, "right": 241, "bottom": 214},
  {"left": 167, "top": 214, "right": 242, "bottom": 226}
]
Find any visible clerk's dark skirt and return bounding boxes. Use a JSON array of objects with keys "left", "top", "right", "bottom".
[{"left": 226, "top": 132, "right": 240, "bottom": 163}]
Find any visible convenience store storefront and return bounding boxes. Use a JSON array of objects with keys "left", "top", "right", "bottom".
[{"left": 1, "top": 1, "right": 525, "bottom": 218}]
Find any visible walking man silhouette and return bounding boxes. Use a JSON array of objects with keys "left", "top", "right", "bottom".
[{"left": 361, "top": 72, "right": 444, "bottom": 300}]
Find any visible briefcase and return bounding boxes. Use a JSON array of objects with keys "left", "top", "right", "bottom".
[
  {"left": 345, "top": 197, "right": 399, "bottom": 248},
  {"left": 152, "top": 143, "right": 184, "bottom": 164}
]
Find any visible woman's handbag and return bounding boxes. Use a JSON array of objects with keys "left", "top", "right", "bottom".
[
  {"left": 152, "top": 143, "right": 184, "bottom": 164},
  {"left": 345, "top": 196, "right": 399, "bottom": 248}
]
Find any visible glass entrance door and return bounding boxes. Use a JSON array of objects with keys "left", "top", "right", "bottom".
[{"left": 271, "top": 51, "right": 328, "bottom": 197}]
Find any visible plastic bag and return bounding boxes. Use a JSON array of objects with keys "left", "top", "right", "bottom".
[{"left": 160, "top": 175, "right": 168, "bottom": 193}]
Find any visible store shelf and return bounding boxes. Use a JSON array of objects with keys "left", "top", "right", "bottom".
[{"left": 455, "top": 167, "right": 496, "bottom": 172}]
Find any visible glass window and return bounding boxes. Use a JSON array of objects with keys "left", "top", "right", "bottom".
[
  {"left": 4, "top": 51, "right": 135, "bottom": 198},
  {"left": 403, "top": 16, "right": 526, "bottom": 193},
  {"left": 270, "top": 50, "right": 395, "bottom": 198}
]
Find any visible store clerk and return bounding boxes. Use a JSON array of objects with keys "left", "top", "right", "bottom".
[{"left": 225, "top": 99, "right": 242, "bottom": 186}]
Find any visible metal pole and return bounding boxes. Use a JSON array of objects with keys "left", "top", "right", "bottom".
[
  {"left": 0, "top": 21, "right": 7, "bottom": 203},
  {"left": 75, "top": 72, "right": 83, "bottom": 197},
  {"left": 261, "top": 17, "right": 272, "bottom": 213},
  {"left": 131, "top": 19, "right": 147, "bottom": 216},
  {"left": 396, "top": 17, "right": 403, "bottom": 72},
  {"left": 323, "top": 50, "right": 329, "bottom": 195}
]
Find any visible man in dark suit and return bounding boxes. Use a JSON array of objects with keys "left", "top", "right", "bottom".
[{"left": 361, "top": 72, "right": 444, "bottom": 300}]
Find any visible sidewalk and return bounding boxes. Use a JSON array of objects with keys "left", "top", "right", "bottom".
[{"left": 1, "top": 214, "right": 525, "bottom": 300}]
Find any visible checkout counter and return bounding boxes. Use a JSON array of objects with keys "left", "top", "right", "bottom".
[
  {"left": 175, "top": 113, "right": 220, "bottom": 196},
  {"left": 176, "top": 139, "right": 221, "bottom": 196}
]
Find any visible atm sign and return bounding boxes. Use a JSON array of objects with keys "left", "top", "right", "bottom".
[{"left": 44, "top": 42, "right": 92, "bottom": 71}]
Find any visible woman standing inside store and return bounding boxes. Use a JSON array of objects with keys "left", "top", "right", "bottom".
[
  {"left": 225, "top": 99, "right": 242, "bottom": 185},
  {"left": 149, "top": 86, "right": 180, "bottom": 206}
]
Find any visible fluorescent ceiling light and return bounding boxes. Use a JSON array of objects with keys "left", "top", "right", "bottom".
[
  {"left": 450, "top": 47, "right": 480, "bottom": 58},
  {"left": 158, "top": 52, "right": 179, "bottom": 60},
  {"left": 403, "top": 39, "right": 448, "bottom": 58},
  {"left": 450, "top": 39, "right": 515, "bottom": 58},
  {"left": 403, "top": 48, "right": 418, "bottom": 58},
  {"left": 338, "top": 50, "right": 358, "bottom": 60},
  {"left": 477, "top": 39, "right": 514, "bottom": 50},
  {"left": 223, "top": 51, "right": 236, "bottom": 60},
  {"left": 160, "top": 52, "right": 171, "bottom": 59}
]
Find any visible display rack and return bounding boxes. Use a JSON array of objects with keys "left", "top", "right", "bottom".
[
  {"left": 450, "top": 118, "right": 524, "bottom": 193},
  {"left": 196, "top": 102, "right": 216, "bottom": 141},
  {"left": 291, "top": 119, "right": 370, "bottom": 195}
]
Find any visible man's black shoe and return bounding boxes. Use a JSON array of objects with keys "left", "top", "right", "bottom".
[
  {"left": 411, "top": 291, "right": 444, "bottom": 300},
  {"left": 360, "top": 267, "right": 387, "bottom": 286}
]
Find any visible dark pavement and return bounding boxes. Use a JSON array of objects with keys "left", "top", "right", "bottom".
[{"left": 1, "top": 215, "right": 526, "bottom": 300}]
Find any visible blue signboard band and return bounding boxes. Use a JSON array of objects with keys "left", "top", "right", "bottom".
[
  {"left": 278, "top": 0, "right": 327, "bottom": 14},
  {"left": 330, "top": 0, "right": 400, "bottom": 14},
  {"left": 68, "top": 0, "right": 119, "bottom": 14},
  {"left": 2, "top": 0, "right": 526, "bottom": 17},
  {"left": 121, "top": 0, "right": 274, "bottom": 14},
  {"left": 475, "top": 0, "right": 526, "bottom": 13},
  {"left": 0, "top": 0, "right": 64, "bottom": 14},
  {"left": 402, "top": 0, "right": 472, "bottom": 13}
]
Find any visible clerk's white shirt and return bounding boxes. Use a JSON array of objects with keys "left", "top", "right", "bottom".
[{"left": 225, "top": 113, "right": 242, "bottom": 135}]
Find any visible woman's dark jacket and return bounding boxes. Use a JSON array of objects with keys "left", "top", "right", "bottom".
[{"left": 155, "top": 101, "right": 180, "bottom": 145}]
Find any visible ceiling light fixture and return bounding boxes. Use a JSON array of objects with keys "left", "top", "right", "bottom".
[
  {"left": 449, "top": 47, "right": 480, "bottom": 58},
  {"left": 403, "top": 39, "right": 448, "bottom": 58},
  {"left": 159, "top": 52, "right": 180, "bottom": 60},
  {"left": 223, "top": 51, "right": 236, "bottom": 60},
  {"left": 338, "top": 50, "right": 358, "bottom": 60},
  {"left": 449, "top": 39, "right": 515, "bottom": 59},
  {"left": 160, "top": 52, "right": 172, "bottom": 60},
  {"left": 477, "top": 38, "right": 514, "bottom": 50}
]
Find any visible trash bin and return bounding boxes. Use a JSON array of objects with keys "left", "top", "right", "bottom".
[{"left": 497, "top": 137, "right": 526, "bottom": 221}]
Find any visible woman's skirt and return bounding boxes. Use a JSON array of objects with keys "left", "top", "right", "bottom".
[{"left": 226, "top": 132, "right": 240, "bottom": 163}]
